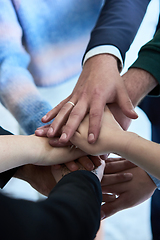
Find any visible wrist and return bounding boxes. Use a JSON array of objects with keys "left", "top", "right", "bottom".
[
  {"left": 117, "top": 131, "right": 139, "bottom": 159},
  {"left": 83, "top": 45, "right": 123, "bottom": 71},
  {"left": 109, "top": 130, "right": 129, "bottom": 156},
  {"left": 25, "top": 135, "right": 44, "bottom": 165},
  {"left": 83, "top": 53, "right": 119, "bottom": 73},
  {"left": 123, "top": 68, "right": 158, "bottom": 107}
]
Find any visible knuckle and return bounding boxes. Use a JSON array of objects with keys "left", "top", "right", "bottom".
[
  {"left": 77, "top": 90, "right": 90, "bottom": 102},
  {"left": 81, "top": 90, "right": 88, "bottom": 98},
  {"left": 62, "top": 124, "right": 73, "bottom": 134},
  {"left": 125, "top": 99, "right": 132, "bottom": 107},
  {"left": 92, "top": 87, "right": 103, "bottom": 97},
  {"left": 70, "top": 111, "right": 81, "bottom": 120},
  {"left": 89, "top": 111, "right": 101, "bottom": 121},
  {"left": 105, "top": 162, "right": 115, "bottom": 172},
  {"left": 69, "top": 108, "right": 84, "bottom": 120}
]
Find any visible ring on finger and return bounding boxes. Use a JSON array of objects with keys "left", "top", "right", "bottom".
[{"left": 67, "top": 101, "right": 75, "bottom": 107}]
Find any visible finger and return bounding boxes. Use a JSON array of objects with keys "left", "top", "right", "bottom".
[
  {"left": 78, "top": 156, "right": 94, "bottom": 171},
  {"left": 116, "top": 85, "right": 138, "bottom": 119},
  {"left": 101, "top": 179, "right": 131, "bottom": 195},
  {"left": 89, "top": 156, "right": 101, "bottom": 168},
  {"left": 64, "top": 161, "right": 79, "bottom": 172},
  {"left": 101, "top": 172, "right": 133, "bottom": 188},
  {"left": 101, "top": 193, "right": 117, "bottom": 203},
  {"left": 100, "top": 154, "right": 109, "bottom": 161},
  {"left": 101, "top": 193, "right": 128, "bottom": 219},
  {"left": 47, "top": 99, "right": 77, "bottom": 138},
  {"left": 35, "top": 127, "right": 50, "bottom": 137},
  {"left": 59, "top": 100, "right": 88, "bottom": 143},
  {"left": 51, "top": 164, "right": 62, "bottom": 170},
  {"left": 88, "top": 97, "right": 106, "bottom": 144},
  {"left": 49, "top": 138, "right": 72, "bottom": 147},
  {"left": 104, "top": 159, "right": 137, "bottom": 174},
  {"left": 41, "top": 97, "right": 70, "bottom": 123}
]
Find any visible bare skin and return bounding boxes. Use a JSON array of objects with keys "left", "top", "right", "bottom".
[
  {"left": 71, "top": 105, "right": 160, "bottom": 179},
  {"left": 69, "top": 67, "right": 158, "bottom": 219},
  {"left": 40, "top": 54, "right": 137, "bottom": 144},
  {"left": 14, "top": 157, "right": 133, "bottom": 198},
  {"left": 35, "top": 67, "right": 158, "bottom": 220},
  {"left": 101, "top": 160, "right": 156, "bottom": 219}
]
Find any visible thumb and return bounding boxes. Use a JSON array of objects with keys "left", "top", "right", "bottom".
[{"left": 117, "top": 87, "right": 138, "bottom": 119}]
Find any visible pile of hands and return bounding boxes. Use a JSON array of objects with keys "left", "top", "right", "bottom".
[
  {"left": 21, "top": 55, "right": 156, "bottom": 220},
  {"left": 33, "top": 107, "right": 155, "bottom": 220}
]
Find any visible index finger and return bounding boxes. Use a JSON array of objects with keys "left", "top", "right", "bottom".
[
  {"left": 88, "top": 95, "right": 106, "bottom": 144},
  {"left": 101, "top": 172, "right": 133, "bottom": 187},
  {"left": 104, "top": 159, "right": 137, "bottom": 174}
]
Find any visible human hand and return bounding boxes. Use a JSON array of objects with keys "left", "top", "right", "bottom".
[
  {"left": 100, "top": 158, "right": 156, "bottom": 219},
  {"left": 41, "top": 54, "right": 137, "bottom": 144},
  {"left": 35, "top": 127, "right": 102, "bottom": 171},
  {"left": 51, "top": 155, "right": 102, "bottom": 173},
  {"left": 14, "top": 156, "right": 101, "bottom": 196},
  {"left": 108, "top": 103, "right": 132, "bottom": 131},
  {"left": 70, "top": 106, "right": 124, "bottom": 156},
  {"left": 51, "top": 156, "right": 105, "bottom": 183},
  {"left": 123, "top": 68, "right": 158, "bottom": 108},
  {"left": 29, "top": 135, "right": 85, "bottom": 167},
  {"left": 15, "top": 164, "right": 56, "bottom": 196}
]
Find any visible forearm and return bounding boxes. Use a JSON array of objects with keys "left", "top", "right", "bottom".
[
  {"left": 0, "top": 135, "right": 37, "bottom": 172},
  {"left": 123, "top": 68, "right": 158, "bottom": 107},
  {"left": 124, "top": 30, "right": 160, "bottom": 106},
  {"left": 0, "top": 134, "right": 86, "bottom": 173},
  {"left": 117, "top": 131, "right": 160, "bottom": 180}
]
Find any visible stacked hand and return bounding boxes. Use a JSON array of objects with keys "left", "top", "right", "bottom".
[
  {"left": 101, "top": 158, "right": 156, "bottom": 219},
  {"left": 32, "top": 56, "right": 157, "bottom": 221},
  {"left": 36, "top": 55, "right": 137, "bottom": 144}
]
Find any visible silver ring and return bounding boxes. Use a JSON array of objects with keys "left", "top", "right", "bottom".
[
  {"left": 67, "top": 101, "right": 75, "bottom": 107},
  {"left": 69, "top": 144, "right": 78, "bottom": 150}
]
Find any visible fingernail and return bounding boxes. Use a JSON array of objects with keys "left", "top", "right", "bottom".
[
  {"left": 48, "top": 127, "right": 53, "bottom": 135},
  {"left": 71, "top": 164, "right": 78, "bottom": 171},
  {"left": 42, "top": 115, "right": 47, "bottom": 120},
  {"left": 101, "top": 211, "right": 105, "bottom": 220},
  {"left": 123, "top": 173, "right": 133, "bottom": 178},
  {"left": 87, "top": 163, "right": 94, "bottom": 170},
  {"left": 60, "top": 133, "right": 67, "bottom": 141},
  {"left": 35, "top": 129, "right": 44, "bottom": 134},
  {"left": 88, "top": 133, "right": 95, "bottom": 143}
]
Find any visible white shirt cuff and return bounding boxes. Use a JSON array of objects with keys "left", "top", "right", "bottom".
[{"left": 83, "top": 45, "right": 123, "bottom": 72}]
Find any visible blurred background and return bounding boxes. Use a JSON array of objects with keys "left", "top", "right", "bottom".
[{"left": 0, "top": 0, "right": 159, "bottom": 239}]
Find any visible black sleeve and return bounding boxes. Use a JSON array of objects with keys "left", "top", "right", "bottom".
[
  {"left": 0, "top": 126, "right": 19, "bottom": 188},
  {"left": 83, "top": 0, "right": 151, "bottom": 63},
  {"left": 0, "top": 170, "right": 102, "bottom": 240}
]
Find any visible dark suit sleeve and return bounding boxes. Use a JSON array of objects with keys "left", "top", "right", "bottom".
[
  {"left": 83, "top": 0, "right": 151, "bottom": 63},
  {"left": 0, "top": 170, "right": 102, "bottom": 240},
  {"left": 0, "top": 127, "right": 19, "bottom": 188}
]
